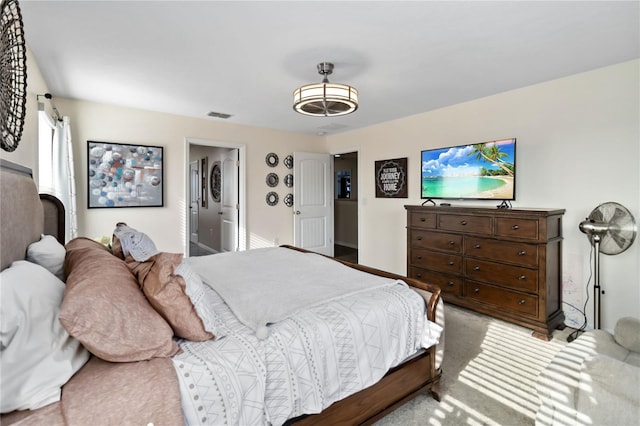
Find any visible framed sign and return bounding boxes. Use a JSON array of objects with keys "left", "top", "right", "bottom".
[
  {"left": 87, "top": 141, "right": 163, "bottom": 208},
  {"left": 375, "top": 157, "right": 408, "bottom": 198}
]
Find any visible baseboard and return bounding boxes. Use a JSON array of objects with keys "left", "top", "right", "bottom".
[{"left": 335, "top": 241, "right": 358, "bottom": 249}]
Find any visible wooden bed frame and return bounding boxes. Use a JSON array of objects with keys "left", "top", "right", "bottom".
[
  {"left": 0, "top": 159, "right": 66, "bottom": 270},
  {"left": 282, "top": 245, "right": 443, "bottom": 425},
  {"left": 0, "top": 160, "right": 443, "bottom": 425}
]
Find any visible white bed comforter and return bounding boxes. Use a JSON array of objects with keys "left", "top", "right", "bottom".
[
  {"left": 184, "top": 248, "right": 402, "bottom": 338},
  {"left": 174, "top": 249, "right": 442, "bottom": 426}
]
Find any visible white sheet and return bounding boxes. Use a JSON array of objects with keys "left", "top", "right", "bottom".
[
  {"left": 173, "top": 281, "right": 439, "bottom": 426},
  {"left": 185, "top": 248, "right": 401, "bottom": 338}
]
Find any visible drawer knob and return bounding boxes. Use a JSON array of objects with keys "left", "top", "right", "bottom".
[
  {"left": 518, "top": 299, "right": 526, "bottom": 305},
  {"left": 417, "top": 255, "right": 423, "bottom": 260},
  {"left": 449, "top": 261, "right": 455, "bottom": 266},
  {"left": 416, "top": 236, "right": 423, "bottom": 241},
  {"left": 420, "top": 217, "right": 426, "bottom": 222},
  {"left": 449, "top": 240, "right": 455, "bottom": 246},
  {"left": 417, "top": 273, "right": 422, "bottom": 278},
  {"left": 473, "top": 288, "right": 480, "bottom": 293},
  {"left": 447, "top": 281, "right": 454, "bottom": 287},
  {"left": 474, "top": 244, "right": 481, "bottom": 249},
  {"left": 512, "top": 225, "right": 519, "bottom": 230},
  {"left": 460, "top": 220, "right": 467, "bottom": 226},
  {"left": 518, "top": 275, "right": 526, "bottom": 280},
  {"left": 473, "top": 266, "right": 480, "bottom": 271},
  {"left": 518, "top": 250, "right": 526, "bottom": 256}
]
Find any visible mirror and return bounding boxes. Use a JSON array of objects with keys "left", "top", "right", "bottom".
[
  {"left": 266, "top": 173, "right": 279, "bottom": 187},
  {"left": 266, "top": 191, "right": 279, "bottom": 206}
]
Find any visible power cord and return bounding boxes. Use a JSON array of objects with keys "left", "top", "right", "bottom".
[{"left": 565, "top": 244, "right": 594, "bottom": 342}]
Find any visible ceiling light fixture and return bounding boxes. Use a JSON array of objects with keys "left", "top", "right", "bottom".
[{"left": 293, "top": 62, "right": 358, "bottom": 117}]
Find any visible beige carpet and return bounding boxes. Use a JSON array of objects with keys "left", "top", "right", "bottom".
[{"left": 375, "top": 304, "right": 572, "bottom": 426}]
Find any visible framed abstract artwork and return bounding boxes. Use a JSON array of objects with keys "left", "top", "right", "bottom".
[{"left": 87, "top": 141, "right": 164, "bottom": 208}]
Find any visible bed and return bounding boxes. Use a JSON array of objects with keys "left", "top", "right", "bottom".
[{"left": 0, "top": 158, "right": 444, "bottom": 425}]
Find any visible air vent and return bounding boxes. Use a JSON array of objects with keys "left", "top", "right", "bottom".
[
  {"left": 207, "top": 111, "right": 233, "bottom": 119},
  {"left": 317, "top": 122, "right": 349, "bottom": 131}
]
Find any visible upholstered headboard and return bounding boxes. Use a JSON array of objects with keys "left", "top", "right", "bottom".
[{"left": 0, "top": 159, "right": 65, "bottom": 271}]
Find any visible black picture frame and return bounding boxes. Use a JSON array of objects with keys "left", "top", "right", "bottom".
[
  {"left": 201, "top": 157, "right": 208, "bottom": 208},
  {"left": 375, "top": 157, "right": 408, "bottom": 198},
  {"left": 87, "top": 141, "right": 164, "bottom": 208}
]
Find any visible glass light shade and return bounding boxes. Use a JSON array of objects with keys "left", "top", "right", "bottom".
[{"left": 293, "top": 82, "right": 359, "bottom": 117}]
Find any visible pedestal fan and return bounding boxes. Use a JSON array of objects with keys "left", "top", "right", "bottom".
[{"left": 578, "top": 202, "right": 637, "bottom": 329}]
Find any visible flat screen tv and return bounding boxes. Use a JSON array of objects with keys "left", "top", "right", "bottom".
[{"left": 421, "top": 138, "right": 516, "bottom": 201}]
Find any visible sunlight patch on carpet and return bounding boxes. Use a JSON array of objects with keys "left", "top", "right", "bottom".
[
  {"left": 456, "top": 320, "right": 565, "bottom": 419},
  {"left": 430, "top": 394, "right": 503, "bottom": 426}
]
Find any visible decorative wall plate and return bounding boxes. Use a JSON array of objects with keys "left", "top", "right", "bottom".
[
  {"left": 266, "top": 191, "right": 279, "bottom": 206},
  {"left": 284, "top": 193, "right": 293, "bottom": 207},
  {"left": 1, "top": 0, "right": 27, "bottom": 152},
  {"left": 284, "top": 174, "right": 293, "bottom": 188},
  {"left": 265, "top": 153, "right": 279, "bottom": 167},
  {"left": 210, "top": 162, "right": 221, "bottom": 202},
  {"left": 284, "top": 155, "right": 294, "bottom": 169},
  {"left": 266, "top": 172, "right": 279, "bottom": 187}
]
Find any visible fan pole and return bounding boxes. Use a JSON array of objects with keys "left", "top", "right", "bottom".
[{"left": 592, "top": 235, "right": 601, "bottom": 329}]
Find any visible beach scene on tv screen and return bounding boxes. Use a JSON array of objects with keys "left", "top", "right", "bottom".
[{"left": 421, "top": 139, "right": 515, "bottom": 199}]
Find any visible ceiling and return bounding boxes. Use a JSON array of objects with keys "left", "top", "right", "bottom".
[{"left": 20, "top": 1, "right": 640, "bottom": 136}]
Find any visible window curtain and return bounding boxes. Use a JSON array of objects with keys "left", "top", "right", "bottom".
[{"left": 38, "top": 110, "right": 78, "bottom": 241}]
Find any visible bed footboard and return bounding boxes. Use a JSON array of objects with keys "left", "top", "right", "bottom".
[
  {"left": 280, "top": 245, "right": 443, "bottom": 425},
  {"left": 287, "top": 349, "right": 440, "bottom": 425}
]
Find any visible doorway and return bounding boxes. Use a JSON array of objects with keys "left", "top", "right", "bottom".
[
  {"left": 185, "top": 138, "right": 246, "bottom": 256},
  {"left": 333, "top": 151, "right": 358, "bottom": 263}
]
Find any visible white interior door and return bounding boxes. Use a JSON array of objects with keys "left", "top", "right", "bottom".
[
  {"left": 221, "top": 149, "right": 239, "bottom": 252},
  {"left": 293, "top": 152, "right": 333, "bottom": 256},
  {"left": 189, "top": 160, "right": 199, "bottom": 243}
]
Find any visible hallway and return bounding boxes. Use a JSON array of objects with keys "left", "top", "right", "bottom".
[
  {"left": 334, "top": 244, "right": 358, "bottom": 263},
  {"left": 189, "top": 242, "right": 216, "bottom": 257}
]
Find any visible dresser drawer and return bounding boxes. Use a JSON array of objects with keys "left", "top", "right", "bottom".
[
  {"left": 439, "top": 214, "right": 491, "bottom": 234},
  {"left": 464, "top": 281, "right": 538, "bottom": 317},
  {"left": 464, "top": 237, "right": 538, "bottom": 267},
  {"left": 409, "top": 212, "right": 436, "bottom": 229},
  {"left": 464, "top": 258, "right": 538, "bottom": 292},
  {"left": 409, "top": 267, "right": 462, "bottom": 296},
  {"left": 410, "top": 230, "right": 462, "bottom": 253},
  {"left": 495, "top": 217, "right": 539, "bottom": 240},
  {"left": 410, "top": 249, "right": 462, "bottom": 274}
]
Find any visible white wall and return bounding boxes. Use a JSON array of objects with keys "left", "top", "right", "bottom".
[
  {"left": 327, "top": 60, "right": 640, "bottom": 331},
  {"left": 0, "top": 47, "right": 49, "bottom": 174},
  {"left": 9, "top": 50, "right": 637, "bottom": 332},
  {"left": 52, "top": 98, "right": 325, "bottom": 254}
]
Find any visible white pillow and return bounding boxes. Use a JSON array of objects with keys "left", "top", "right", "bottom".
[
  {"left": 175, "top": 260, "right": 228, "bottom": 339},
  {"left": 26, "top": 234, "right": 66, "bottom": 281},
  {"left": 0, "top": 260, "right": 90, "bottom": 413}
]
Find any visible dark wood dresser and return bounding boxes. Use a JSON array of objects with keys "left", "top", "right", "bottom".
[{"left": 405, "top": 205, "right": 565, "bottom": 339}]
